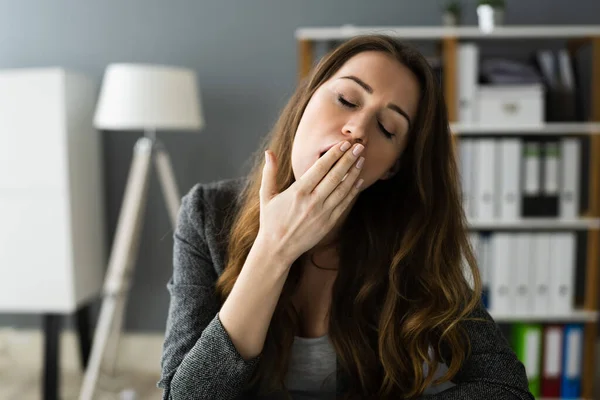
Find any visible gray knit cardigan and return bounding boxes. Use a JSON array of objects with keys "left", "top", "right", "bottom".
[{"left": 158, "top": 177, "right": 534, "bottom": 400}]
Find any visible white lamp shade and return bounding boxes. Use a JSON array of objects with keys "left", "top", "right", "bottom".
[{"left": 94, "top": 63, "right": 204, "bottom": 131}]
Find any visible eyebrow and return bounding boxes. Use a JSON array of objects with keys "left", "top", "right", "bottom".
[{"left": 340, "top": 75, "right": 412, "bottom": 130}]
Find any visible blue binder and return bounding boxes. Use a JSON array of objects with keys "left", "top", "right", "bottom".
[{"left": 560, "top": 323, "right": 583, "bottom": 398}]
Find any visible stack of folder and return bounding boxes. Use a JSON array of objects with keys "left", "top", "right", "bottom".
[
  {"left": 459, "top": 134, "right": 585, "bottom": 399},
  {"left": 511, "top": 323, "right": 583, "bottom": 398},
  {"left": 459, "top": 137, "right": 581, "bottom": 220},
  {"left": 464, "top": 231, "right": 584, "bottom": 398}
]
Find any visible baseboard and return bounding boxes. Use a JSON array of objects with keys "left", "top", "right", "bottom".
[{"left": 0, "top": 328, "right": 164, "bottom": 375}]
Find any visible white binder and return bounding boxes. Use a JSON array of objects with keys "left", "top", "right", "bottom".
[
  {"left": 524, "top": 141, "right": 541, "bottom": 196},
  {"left": 532, "top": 233, "right": 552, "bottom": 315},
  {"left": 543, "top": 141, "right": 560, "bottom": 196},
  {"left": 497, "top": 139, "right": 522, "bottom": 220},
  {"left": 490, "top": 233, "right": 514, "bottom": 313},
  {"left": 559, "top": 138, "right": 580, "bottom": 218},
  {"left": 550, "top": 232, "right": 576, "bottom": 314},
  {"left": 473, "top": 139, "right": 497, "bottom": 220},
  {"left": 457, "top": 43, "right": 479, "bottom": 123},
  {"left": 460, "top": 139, "right": 475, "bottom": 219},
  {"left": 464, "top": 232, "right": 480, "bottom": 289},
  {"left": 515, "top": 233, "right": 532, "bottom": 314},
  {"left": 480, "top": 233, "right": 492, "bottom": 299}
]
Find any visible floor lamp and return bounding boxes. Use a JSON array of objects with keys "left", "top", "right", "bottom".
[{"left": 79, "top": 64, "right": 204, "bottom": 400}]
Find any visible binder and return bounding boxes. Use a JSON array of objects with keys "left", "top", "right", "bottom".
[
  {"left": 512, "top": 323, "right": 542, "bottom": 397},
  {"left": 561, "top": 323, "right": 583, "bottom": 398},
  {"left": 479, "top": 232, "right": 492, "bottom": 308},
  {"left": 464, "top": 232, "right": 480, "bottom": 290},
  {"left": 532, "top": 233, "right": 551, "bottom": 315},
  {"left": 514, "top": 233, "right": 532, "bottom": 314},
  {"left": 523, "top": 139, "right": 559, "bottom": 217},
  {"left": 550, "top": 232, "right": 576, "bottom": 314},
  {"left": 457, "top": 43, "right": 479, "bottom": 124},
  {"left": 557, "top": 49, "right": 575, "bottom": 91},
  {"left": 473, "top": 139, "right": 497, "bottom": 220},
  {"left": 497, "top": 139, "right": 522, "bottom": 220},
  {"left": 559, "top": 138, "right": 581, "bottom": 218},
  {"left": 490, "top": 233, "right": 514, "bottom": 313},
  {"left": 522, "top": 140, "right": 541, "bottom": 217},
  {"left": 536, "top": 50, "right": 558, "bottom": 89},
  {"left": 541, "top": 324, "right": 563, "bottom": 397},
  {"left": 459, "top": 139, "right": 475, "bottom": 219},
  {"left": 550, "top": 49, "right": 577, "bottom": 121},
  {"left": 541, "top": 140, "right": 560, "bottom": 216}
]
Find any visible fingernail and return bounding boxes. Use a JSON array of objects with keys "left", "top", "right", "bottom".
[
  {"left": 352, "top": 144, "right": 364, "bottom": 156},
  {"left": 340, "top": 141, "right": 351, "bottom": 151},
  {"left": 356, "top": 157, "right": 364, "bottom": 169},
  {"left": 355, "top": 178, "right": 364, "bottom": 189},
  {"left": 264, "top": 151, "right": 269, "bottom": 165}
]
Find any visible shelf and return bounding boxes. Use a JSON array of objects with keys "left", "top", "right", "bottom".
[
  {"left": 491, "top": 310, "right": 598, "bottom": 323},
  {"left": 468, "top": 218, "right": 600, "bottom": 230},
  {"left": 295, "top": 25, "right": 600, "bottom": 41},
  {"left": 539, "top": 398, "right": 588, "bottom": 400},
  {"left": 451, "top": 122, "right": 600, "bottom": 135}
]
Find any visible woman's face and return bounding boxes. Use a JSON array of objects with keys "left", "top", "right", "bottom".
[{"left": 291, "top": 51, "right": 420, "bottom": 190}]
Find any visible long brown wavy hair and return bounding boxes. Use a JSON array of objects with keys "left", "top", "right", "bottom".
[{"left": 215, "top": 34, "right": 482, "bottom": 399}]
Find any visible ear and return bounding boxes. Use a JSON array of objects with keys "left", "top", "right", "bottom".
[{"left": 380, "top": 158, "right": 401, "bottom": 181}]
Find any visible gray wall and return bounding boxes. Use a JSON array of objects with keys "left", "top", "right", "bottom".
[{"left": 1, "top": 0, "right": 599, "bottom": 332}]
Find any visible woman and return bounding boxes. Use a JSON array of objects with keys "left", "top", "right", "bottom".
[{"left": 158, "top": 35, "right": 533, "bottom": 399}]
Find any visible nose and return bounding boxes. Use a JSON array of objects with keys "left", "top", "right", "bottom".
[{"left": 341, "top": 118, "right": 368, "bottom": 145}]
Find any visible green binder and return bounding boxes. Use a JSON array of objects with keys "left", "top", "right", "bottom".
[{"left": 511, "top": 323, "right": 542, "bottom": 397}]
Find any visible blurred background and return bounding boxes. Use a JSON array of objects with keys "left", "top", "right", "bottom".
[{"left": 0, "top": 0, "right": 599, "bottom": 399}]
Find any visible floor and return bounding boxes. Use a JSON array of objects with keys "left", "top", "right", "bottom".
[
  {"left": 0, "top": 346, "right": 599, "bottom": 399},
  {"left": 0, "top": 367, "right": 162, "bottom": 400}
]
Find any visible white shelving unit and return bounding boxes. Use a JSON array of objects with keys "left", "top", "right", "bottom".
[
  {"left": 451, "top": 122, "right": 600, "bottom": 135},
  {"left": 296, "top": 25, "right": 600, "bottom": 40},
  {"left": 492, "top": 310, "right": 599, "bottom": 323},
  {"left": 468, "top": 218, "right": 600, "bottom": 230},
  {"left": 296, "top": 24, "right": 600, "bottom": 399}
]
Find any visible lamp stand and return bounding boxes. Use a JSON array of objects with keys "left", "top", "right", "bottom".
[{"left": 79, "top": 130, "right": 181, "bottom": 400}]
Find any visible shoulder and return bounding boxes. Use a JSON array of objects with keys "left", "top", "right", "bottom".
[
  {"left": 178, "top": 177, "right": 249, "bottom": 250},
  {"left": 181, "top": 177, "right": 248, "bottom": 222}
]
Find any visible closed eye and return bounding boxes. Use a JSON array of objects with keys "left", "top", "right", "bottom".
[
  {"left": 378, "top": 122, "right": 395, "bottom": 139},
  {"left": 338, "top": 95, "right": 356, "bottom": 108},
  {"left": 338, "top": 96, "right": 395, "bottom": 139}
]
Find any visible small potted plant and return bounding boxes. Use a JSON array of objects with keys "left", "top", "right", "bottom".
[
  {"left": 442, "top": 1, "right": 462, "bottom": 27},
  {"left": 477, "top": 0, "right": 506, "bottom": 28}
]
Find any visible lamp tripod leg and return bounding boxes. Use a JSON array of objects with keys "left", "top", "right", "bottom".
[
  {"left": 101, "top": 141, "right": 182, "bottom": 383},
  {"left": 79, "top": 137, "right": 154, "bottom": 400},
  {"left": 102, "top": 287, "right": 128, "bottom": 378},
  {"left": 153, "top": 142, "right": 181, "bottom": 227}
]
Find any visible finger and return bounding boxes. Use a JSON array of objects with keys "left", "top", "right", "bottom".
[
  {"left": 294, "top": 140, "right": 350, "bottom": 193},
  {"left": 330, "top": 175, "right": 364, "bottom": 221},
  {"left": 313, "top": 143, "right": 364, "bottom": 199},
  {"left": 260, "top": 150, "right": 277, "bottom": 203},
  {"left": 323, "top": 156, "right": 364, "bottom": 210}
]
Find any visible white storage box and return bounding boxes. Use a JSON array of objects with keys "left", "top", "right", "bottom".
[{"left": 476, "top": 84, "right": 544, "bottom": 126}]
